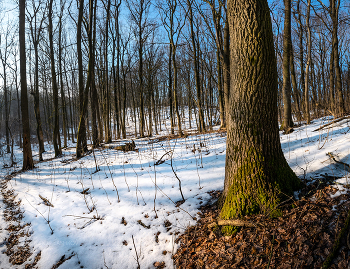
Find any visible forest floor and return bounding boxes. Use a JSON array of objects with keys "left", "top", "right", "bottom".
[{"left": 0, "top": 115, "right": 350, "bottom": 268}]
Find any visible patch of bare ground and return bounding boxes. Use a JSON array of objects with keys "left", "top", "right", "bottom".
[
  {"left": 173, "top": 183, "right": 350, "bottom": 268},
  {"left": 1, "top": 173, "right": 40, "bottom": 268}
]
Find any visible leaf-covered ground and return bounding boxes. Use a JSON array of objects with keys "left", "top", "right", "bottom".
[{"left": 173, "top": 184, "right": 350, "bottom": 268}]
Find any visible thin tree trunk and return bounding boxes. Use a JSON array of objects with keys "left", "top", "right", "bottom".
[
  {"left": 282, "top": 0, "right": 293, "bottom": 130},
  {"left": 304, "top": 0, "right": 311, "bottom": 124},
  {"left": 19, "top": 0, "right": 34, "bottom": 170},
  {"left": 49, "top": 0, "right": 62, "bottom": 157}
]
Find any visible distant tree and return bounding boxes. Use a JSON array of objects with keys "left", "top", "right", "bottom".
[
  {"left": 187, "top": 0, "right": 205, "bottom": 132},
  {"left": 28, "top": 0, "right": 46, "bottom": 161},
  {"left": 282, "top": 0, "right": 293, "bottom": 131},
  {"left": 0, "top": 22, "right": 15, "bottom": 154},
  {"left": 126, "top": 0, "right": 153, "bottom": 138},
  {"left": 220, "top": 0, "right": 302, "bottom": 219},
  {"left": 48, "top": 0, "right": 62, "bottom": 157},
  {"left": 157, "top": 0, "right": 186, "bottom": 136},
  {"left": 19, "top": 0, "right": 34, "bottom": 170},
  {"left": 76, "top": 0, "right": 88, "bottom": 158},
  {"left": 304, "top": 0, "right": 311, "bottom": 124}
]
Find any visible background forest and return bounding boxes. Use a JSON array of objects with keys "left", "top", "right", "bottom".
[{"left": 0, "top": 0, "right": 349, "bottom": 153}]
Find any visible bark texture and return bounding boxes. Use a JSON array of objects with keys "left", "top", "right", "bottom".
[{"left": 221, "top": 0, "right": 302, "bottom": 219}]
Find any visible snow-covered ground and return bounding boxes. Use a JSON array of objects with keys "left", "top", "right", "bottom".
[{"left": 0, "top": 115, "right": 349, "bottom": 268}]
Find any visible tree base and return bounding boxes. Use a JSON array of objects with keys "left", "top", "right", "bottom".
[{"left": 220, "top": 158, "right": 303, "bottom": 220}]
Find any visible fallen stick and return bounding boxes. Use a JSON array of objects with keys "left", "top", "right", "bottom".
[
  {"left": 39, "top": 194, "right": 54, "bottom": 207},
  {"left": 326, "top": 152, "right": 350, "bottom": 172},
  {"left": 208, "top": 218, "right": 257, "bottom": 229},
  {"left": 313, "top": 115, "right": 350, "bottom": 132}
]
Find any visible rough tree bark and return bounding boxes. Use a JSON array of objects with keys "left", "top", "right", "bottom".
[{"left": 221, "top": 0, "right": 302, "bottom": 219}]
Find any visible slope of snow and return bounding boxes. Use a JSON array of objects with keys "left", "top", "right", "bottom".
[{"left": 0, "top": 115, "right": 349, "bottom": 268}]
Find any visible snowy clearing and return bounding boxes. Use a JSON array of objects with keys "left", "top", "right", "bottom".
[{"left": 0, "top": 116, "right": 350, "bottom": 268}]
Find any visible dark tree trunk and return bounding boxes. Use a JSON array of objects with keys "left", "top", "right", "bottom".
[
  {"left": 221, "top": 0, "right": 302, "bottom": 219},
  {"left": 304, "top": 0, "right": 311, "bottom": 124},
  {"left": 331, "top": 0, "right": 345, "bottom": 116},
  {"left": 49, "top": 0, "right": 62, "bottom": 157},
  {"left": 169, "top": 45, "right": 174, "bottom": 135},
  {"left": 76, "top": 0, "right": 88, "bottom": 158},
  {"left": 19, "top": 0, "right": 34, "bottom": 170}
]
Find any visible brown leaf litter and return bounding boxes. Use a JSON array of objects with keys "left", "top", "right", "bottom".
[
  {"left": 173, "top": 184, "right": 350, "bottom": 268},
  {"left": 1, "top": 173, "right": 40, "bottom": 268}
]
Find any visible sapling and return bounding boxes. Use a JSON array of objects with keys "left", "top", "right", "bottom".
[
  {"left": 66, "top": 168, "right": 71, "bottom": 192},
  {"left": 25, "top": 195, "right": 54, "bottom": 234},
  {"left": 192, "top": 144, "right": 201, "bottom": 189},
  {"left": 122, "top": 154, "right": 130, "bottom": 192},
  {"left": 130, "top": 162, "right": 146, "bottom": 205},
  {"left": 151, "top": 142, "right": 158, "bottom": 218},
  {"left": 132, "top": 235, "right": 141, "bottom": 269},
  {"left": 93, "top": 165, "right": 111, "bottom": 205},
  {"left": 99, "top": 149, "right": 120, "bottom": 202}
]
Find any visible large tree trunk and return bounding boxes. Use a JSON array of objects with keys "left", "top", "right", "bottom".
[
  {"left": 221, "top": 0, "right": 302, "bottom": 219},
  {"left": 19, "top": 0, "right": 34, "bottom": 170}
]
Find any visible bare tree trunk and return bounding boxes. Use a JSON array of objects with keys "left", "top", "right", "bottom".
[
  {"left": 223, "top": 18, "right": 230, "bottom": 127},
  {"left": 304, "top": 0, "right": 311, "bottom": 124},
  {"left": 290, "top": 48, "right": 302, "bottom": 122},
  {"left": 282, "top": 0, "right": 293, "bottom": 130},
  {"left": 187, "top": 0, "right": 205, "bottom": 132},
  {"left": 76, "top": 0, "right": 88, "bottom": 157},
  {"left": 221, "top": 0, "right": 301, "bottom": 219},
  {"left": 19, "top": 0, "right": 34, "bottom": 170},
  {"left": 104, "top": 0, "right": 112, "bottom": 143},
  {"left": 331, "top": 0, "right": 345, "bottom": 116},
  {"left": 59, "top": 0, "right": 67, "bottom": 148},
  {"left": 49, "top": 0, "right": 62, "bottom": 157}
]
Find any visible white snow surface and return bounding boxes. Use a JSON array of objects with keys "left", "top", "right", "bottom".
[{"left": 0, "top": 116, "right": 349, "bottom": 269}]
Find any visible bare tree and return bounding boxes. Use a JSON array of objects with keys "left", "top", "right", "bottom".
[
  {"left": 28, "top": 0, "right": 46, "bottom": 161},
  {"left": 19, "top": 0, "right": 34, "bottom": 170},
  {"left": 48, "top": 0, "right": 62, "bottom": 157}
]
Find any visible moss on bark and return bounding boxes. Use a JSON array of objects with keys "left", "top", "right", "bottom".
[{"left": 220, "top": 148, "right": 302, "bottom": 219}]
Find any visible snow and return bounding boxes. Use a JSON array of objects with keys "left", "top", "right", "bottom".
[{"left": 0, "top": 115, "right": 349, "bottom": 268}]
